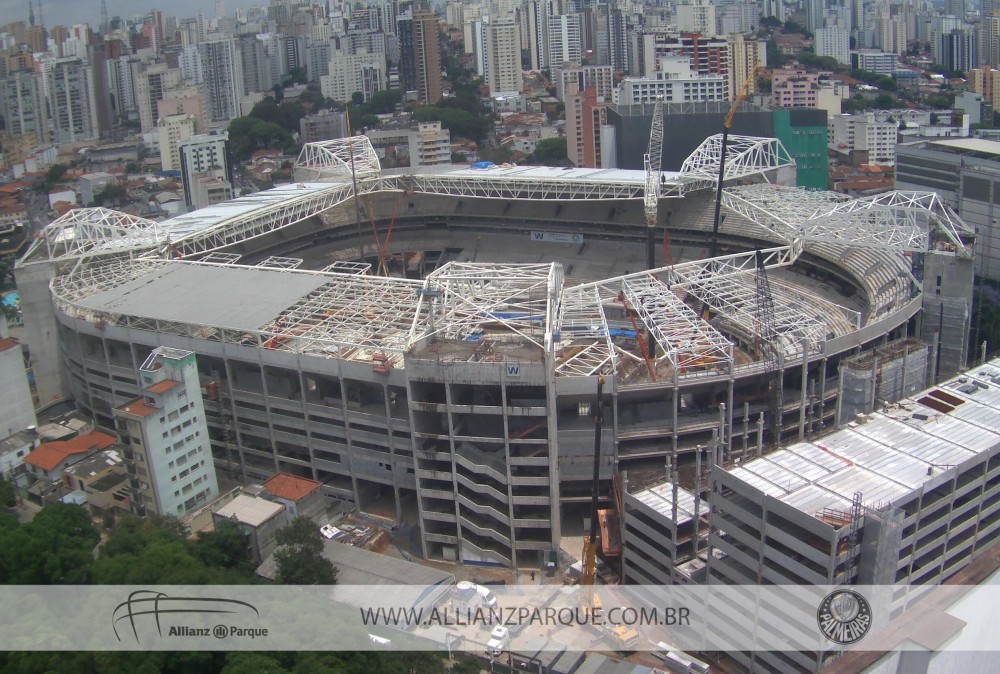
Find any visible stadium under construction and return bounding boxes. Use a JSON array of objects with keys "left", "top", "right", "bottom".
[{"left": 15, "top": 135, "right": 979, "bottom": 592}]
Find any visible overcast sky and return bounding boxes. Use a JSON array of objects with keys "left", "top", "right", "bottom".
[{"left": 4, "top": 0, "right": 267, "bottom": 30}]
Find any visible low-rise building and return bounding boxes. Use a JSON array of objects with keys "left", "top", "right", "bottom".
[
  {"left": 0, "top": 429, "right": 39, "bottom": 487},
  {"left": 213, "top": 494, "right": 286, "bottom": 563},
  {"left": 63, "top": 448, "right": 129, "bottom": 512},
  {"left": 262, "top": 472, "right": 326, "bottom": 522},
  {"left": 79, "top": 172, "right": 117, "bottom": 205},
  {"left": 23, "top": 430, "right": 117, "bottom": 483},
  {"left": 851, "top": 49, "right": 897, "bottom": 75}
]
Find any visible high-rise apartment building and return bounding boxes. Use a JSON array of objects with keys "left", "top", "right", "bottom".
[
  {"left": 642, "top": 32, "right": 731, "bottom": 97},
  {"left": 321, "top": 48, "right": 387, "bottom": 103},
  {"left": 136, "top": 63, "right": 182, "bottom": 132},
  {"left": 547, "top": 14, "right": 582, "bottom": 68},
  {"left": 157, "top": 113, "right": 196, "bottom": 172},
  {"left": 200, "top": 37, "right": 244, "bottom": 123},
  {"left": 487, "top": 14, "right": 522, "bottom": 96},
  {"left": 969, "top": 64, "right": 1000, "bottom": 109},
  {"left": 2, "top": 69, "right": 48, "bottom": 140},
  {"left": 45, "top": 57, "right": 100, "bottom": 144},
  {"left": 675, "top": 0, "right": 717, "bottom": 35},
  {"left": 179, "top": 131, "right": 231, "bottom": 209},
  {"left": 567, "top": 86, "right": 609, "bottom": 168},
  {"left": 412, "top": 3, "right": 442, "bottom": 105},
  {"left": 114, "top": 347, "right": 219, "bottom": 517},
  {"left": 554, "top": 63, "right": 614, "bottom": 102},
  {"left": 157, "top": 86, "right": 207, "bottom": 134},
  {"left": 728, "top": 33, "right": 766, "bottom": 97},
  {"left": 239, "top": 35, "right": 272, "bottom": 95},
  {"left": 523, "top": 0, "right": 548, "bottom": 71},
  {"left": 816, "top": 26, "right": 850, "bottom": 64}
]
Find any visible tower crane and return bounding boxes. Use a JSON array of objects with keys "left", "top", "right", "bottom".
[
  {"left": 579, "top": 376, "right": 605, "bottom": 609},
  {"left": 708, "top": 66, "right": 760, "bottom": 262},
  {"left": 644, "top": 97, "right": 666, "bottom": 270}
]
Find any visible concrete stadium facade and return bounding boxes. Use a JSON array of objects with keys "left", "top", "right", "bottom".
[{"left": 16, "top": 137, "right": 976, "bottom": 569}]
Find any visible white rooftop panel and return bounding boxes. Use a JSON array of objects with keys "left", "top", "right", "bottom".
[
  {"left": 632, "top": 482, "right": 698, "bottom": 525},
  {"left": 728, "top": 357, "right": 1000, "bottom": 520}
]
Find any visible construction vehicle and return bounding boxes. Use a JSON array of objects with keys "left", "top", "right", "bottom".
[{"left": 579, "top": 375, "right": 605, "bottom": 616}]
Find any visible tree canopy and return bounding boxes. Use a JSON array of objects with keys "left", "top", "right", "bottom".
[
  {"left": 528, "top": 137, "right": 568, "bottom": 166},
  {"left": 0, "top": 503, "right": 99, "bottom": 584},
  {"left": 412, "top": 106, "right": 487, "bottom": 140},
  {"left": 273, "top": 518, "right": 337, "bottom": 585}
]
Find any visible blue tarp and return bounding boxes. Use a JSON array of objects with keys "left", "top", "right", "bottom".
[{"left": 470, "top": 161, "right": 494, "bottom": 169}]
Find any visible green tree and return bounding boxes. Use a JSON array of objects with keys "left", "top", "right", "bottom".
[
  {"left": 351, "top": 91, "right": 365, "bottom": 106},
  {"left": 529, "top": 137, "right": 568, "bottom": 165},
  {"left": 926, "top": 93, "right": 954, "bottom": 109},
  {"left": 91, "top": 184, "right": 127, "bottom": 206},
  {"left": 191, "top": 519, "right": 253, "bottom": 573},
  {"left": 0, "top": 503, "right": 99, "bottom": 584},
  {"left": 0, "top": 254, "right": 15, "bottom": 288},
  {"left": 0, "top": 478, "right": 14, "bottom": 508},
  {"left": 44, "top": 163, "right": 68, "bottom": 185},
  {"left": 873, "top": 93, "right": 896, "bottom": 109},
  {"left": 273, "top": 518, "right": 337, "bottom": 585}
]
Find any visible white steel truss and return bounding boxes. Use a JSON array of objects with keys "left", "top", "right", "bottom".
[
  {"left": 621, "top": 274, "right": 733, "bottom": 372},
  {"left": 167, "top": 182, "right": 355, "bottom": 258},
  {"left": 256, "top": 256, "right": 304, "bottom": 270},
  {"left": 200, "top": 252, "right": 242, "bottom": 265},
  {"left": 555, "top": 285, "right": 618, "bottom": 377},
  {"left": 723, "top": 185, "right": 975, "bottom": 257},
  {"left": 378, "top": 172, "right": 653, "bottom": 201},
  {"left": 680, "top": 270, "right": 830, "bottom": 362},
  {"left": 263, "top": 272, "right": 425, "bottom": 361},
  {"left": 322, "top": 261, "right": 372, "bottom": 274},
  {"left": 679, "top": 134, "right": 795, "bottom": 188},
  {"left": 293, "top": 137, "right": 381, "bottom": 182},
  {"left": 21, "top": 208, "right": 166, "bottom": 263},
  {"left": 413, "top": 262, "right": 560, "bottom": 351}
]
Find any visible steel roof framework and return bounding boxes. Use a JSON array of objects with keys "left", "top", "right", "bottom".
[
  {"left": 378, "top": 172, "right": 653, "bottom": 201},
  {"left": 621, "top": 274, "right": 733, "bottom": 372},
  {"left": 166, "top": 182, "right": 356, "bottom": 258},
  {"left": 261, "top": 271, "right": 426, "bottom": 361},
  {"left": 413, "top": 262, "right": 559, "bottom": 351},
  {"left": 680, "top": 270, "right": 831, "bottom": 362},
  {"left": 294, "top": 137, "right": 382, "bottom": 182},
  {"left": 21, "top": 208, "right": 167, "bottom": 263},
  {"left": 679, "top": 134, "right": 795, "bottom": 187},
  {"left": 722, "top": 185, "right": 975, "bottom": 257}
]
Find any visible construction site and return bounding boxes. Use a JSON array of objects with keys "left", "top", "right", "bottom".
[{"left": 13, "top": 128, "right": 978, "bottom": 587}]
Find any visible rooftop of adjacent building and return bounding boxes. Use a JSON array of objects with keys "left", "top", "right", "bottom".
[
  {"left": 215, "top": 493, "right": 285, "bottom": 527},
  {"left": 114, "top": 398, "right": 157, "bottom": 419},
  {"left": 726, "top": 357, "right": 1000, "bottom": 524},
  {"left": 23, "top": 430, "right": 117, "bottom": 472},
  {"left": 262, "top": 472, "right": 321, "bottom": 502},
  {"left": 63, "top": 447, "right": 123, "bottom": 479}
]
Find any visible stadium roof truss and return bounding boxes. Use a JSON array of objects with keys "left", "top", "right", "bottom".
[
  {"left": 679, "top": 134, "right": 795, "bottom": 188},
  {"left": 293, "top": 137, "right": 382, "bottom": 182},
  {"left": 620, "top": 274, "right": 733, "bottom": 372},
  {"left": 722, "top": 185, "right": 975, "bottom": 257},
  {"left": 379, "top": 170, "right": 652, "bottom": 201},
  {"left": 21, "top": 208, "right": 167, "bottom": 264},
  {"left": 261, "top": 271, "right": 425, "bottom": 360},
  {"left": 555, "top": 285, "right": 618, "bottom": 377},
  {"left": 412, "top": 262, "right": 559, "bottom": 350},
  {"left": 165, "top": 182, "right": 356, "bottom": 258}
]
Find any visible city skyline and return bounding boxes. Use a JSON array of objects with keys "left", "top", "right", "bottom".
[{"left": 0, "top": 0, "right": 263, "bottom": 30}]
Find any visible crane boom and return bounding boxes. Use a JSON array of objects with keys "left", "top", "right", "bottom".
[
  {"left": 580, "top": 375, "right": 605, "bottom": 590},
  {"left": 709, "top": 66, "right": 760, "bottom": 261}
]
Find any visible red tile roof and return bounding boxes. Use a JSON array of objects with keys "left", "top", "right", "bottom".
[
  {"left": 0, "top": 337, "right": 19, "bottom": 353},
  {"left": 263, "top": 472, "right": 321, "bottom": 501},
  {"left": 116, "top": 398, "right": 158, "bottom": 418},
  {"left": 146, "top": 379, "right": 179, "bottom": 394},
  {"left": 24, "top": 431, "right": 117, "bottom": 472}
]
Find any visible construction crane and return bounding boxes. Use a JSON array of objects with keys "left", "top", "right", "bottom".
[
  {"left": 708, "top": 66, "right": 760, "bottom": 263},
  {"left": 754, "top": 250, "right": 783, "bottom": 446},
  {"left": 580, "top": 375, "right": 605, "bottom": 609},
  {"left": 644, "top": 97, "right": 666, "bottom": 270}
]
